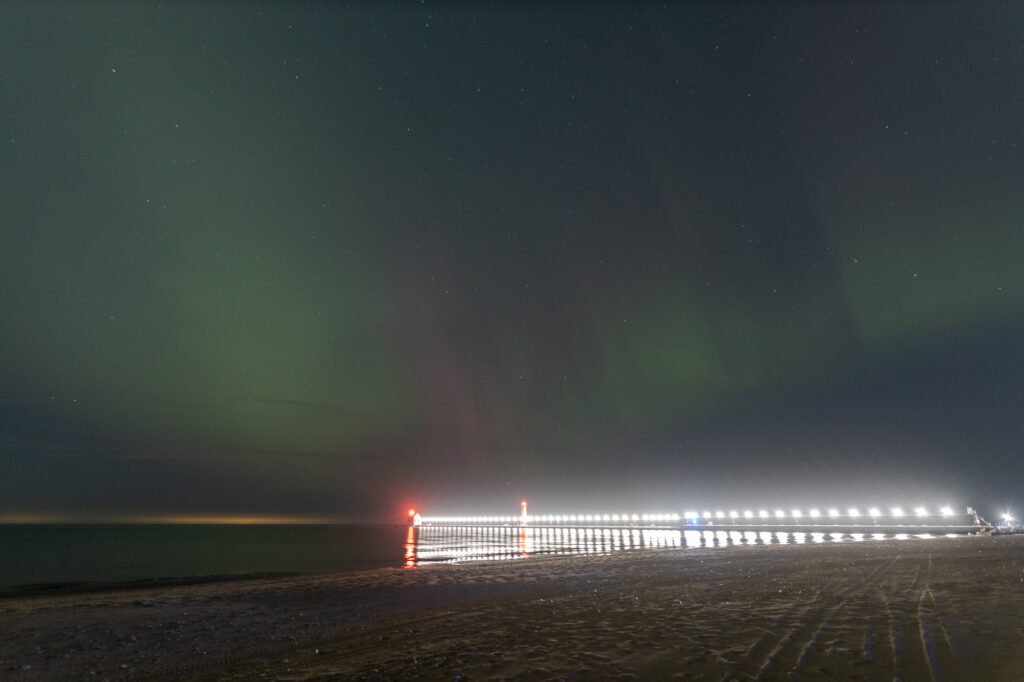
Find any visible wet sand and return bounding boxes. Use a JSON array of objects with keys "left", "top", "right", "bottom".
[{"left": 2, "top": 534, "right": 1023, "bottom": 680}]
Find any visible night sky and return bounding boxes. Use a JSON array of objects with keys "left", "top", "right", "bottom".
[{"left": 2, "top": 3, "right": 1022, "bottom": 523}]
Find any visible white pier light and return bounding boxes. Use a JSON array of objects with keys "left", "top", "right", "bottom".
[
  {"left": 828, "top": 508, "right": 840, "bottom": 518},
  {"left": 759, "top": 510, "right": 769, "bottom": 519},
  {"left": 848, "top": 507, "right": 861, "bottom": 518},
  {"left": 775, "top": 509, "right": 786, "bottom": 519},
  {"left": 809, "top": 508, "right": 821, "bottom": 518},
  {"left": 791, "top": 509, "right": 802, "bottom": 519},
  {"left": 1003, "top": 511, "right": 1015, "bottom": 523},
  {"left": 703, "top": 511, "right": 713, "bottom": 520},
  {"left": 684, "top": 511, "right": 698, "bottom": 521},
  {"left": 891, "top": 507, "right": 904, "bottom": 518},
  {"left": 940, "top": 506, "right": 955, "bottom": 517},
  {"left": 729, "top": 510, "right": 739, "bottom": 519},
  {"left": 915, "top": 506, "right": 929, "bottom": 518},
  {"left": 744, "top": 510, "right": 754, "bottom": 519},
  {"left": 868, "top": 507, "right": 881, "bottom": 518},
  {"left": 715, "top": 511, "right": 725, "bottom": 519}
]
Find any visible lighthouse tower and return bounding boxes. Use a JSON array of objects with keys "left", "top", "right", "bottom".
[{"left": 520, "top": 499, "right": 528, "bottom": 525}]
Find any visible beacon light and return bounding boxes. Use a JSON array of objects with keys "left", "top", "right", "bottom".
[
  {"left": 891, "top": 507, "right": 904, "bottom": 517},
  {"left": 940, "top": 506, "right": 954, "bottom": 517},
  {"left": 1004, "top": 511, "right": 1015, "bottom": 523},
  {"left": 809, "top": 508, "right": 820, "bottom": 518},
  {"left": 828, "top": 508, "right": 840, "bottom": 518},
  {"left": 408, "top": 508, "right": 416, "bottom": 517}
]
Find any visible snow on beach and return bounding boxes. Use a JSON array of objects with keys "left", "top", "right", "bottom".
[{"left": 2, "top": 534, "right": 1023, "bottom": 680}]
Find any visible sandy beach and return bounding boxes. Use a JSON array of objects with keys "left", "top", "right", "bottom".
[{"left": 2, "top": 533, "right": 1023, "bottom": 680}]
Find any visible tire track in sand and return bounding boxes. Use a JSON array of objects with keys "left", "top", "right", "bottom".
[
  {"left": 888, "top": 552, "right": 959, "bottom": 682},
  {"left": 911, "top": 553, "right": 962, "bottom": 682},
  {"left": 889, "top": 555, "right": 921, "bottom": 680},
  {"left": 720, "top": 585, "right": 834, "bottom": 681},
  {"left": 726, "top": 556, "right": 898, "bottom": 680}
]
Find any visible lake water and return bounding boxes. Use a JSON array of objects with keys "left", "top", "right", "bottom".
[{"left": 0, "top": 523, "right": 947, "bottom": 592}]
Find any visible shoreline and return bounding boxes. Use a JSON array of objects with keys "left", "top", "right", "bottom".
[
  {"left": 0, "top": 572, "right": 304, "bottom": 601},
  {"left": 3, "top": 534, "right": 1023, "bottom": 680}
]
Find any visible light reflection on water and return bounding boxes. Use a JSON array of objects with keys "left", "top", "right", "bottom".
[{"left": 404, "top": 526, "right": 942, "bottom": 567}]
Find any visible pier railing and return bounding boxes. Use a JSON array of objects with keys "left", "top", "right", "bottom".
[{"left": 413, "top": 509, "right": 993, "bottom": 533}]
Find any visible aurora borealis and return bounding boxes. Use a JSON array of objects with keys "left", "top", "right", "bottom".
[{"left": 2, "top": 4, "right": 1022, "bottom": 522}]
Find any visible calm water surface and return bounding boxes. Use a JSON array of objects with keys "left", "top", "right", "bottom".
[
  {"left": 406, "top": 525, "right": 947, "bottom": 567},
  {"left": 0, "top": 524, "right": 947, "bottom": 591},
  {"left": 0, "top": 524, "right": 406, "bottom": 590}
]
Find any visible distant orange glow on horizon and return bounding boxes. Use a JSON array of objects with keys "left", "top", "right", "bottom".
[{"left": 0, "top": 513, "right": 348, "bottom": 525}]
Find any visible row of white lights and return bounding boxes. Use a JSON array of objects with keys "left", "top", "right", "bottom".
[
  {"left": 419, "top": 513, "right": 682, "bottom": 524},
  {"left": 417, "top": 506, "right": 988, "bottom": 525},
  {"left": 684, "top": 506, "right": 956, "bottom": 520}
]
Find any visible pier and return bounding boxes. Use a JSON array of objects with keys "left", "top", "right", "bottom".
[{"left": 411, "top": 501, "right": 996, "bottom": 534}]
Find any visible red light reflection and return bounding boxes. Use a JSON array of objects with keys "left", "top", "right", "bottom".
[{"left": 404, "top": 525, "right": 417, "bottom": 568}]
